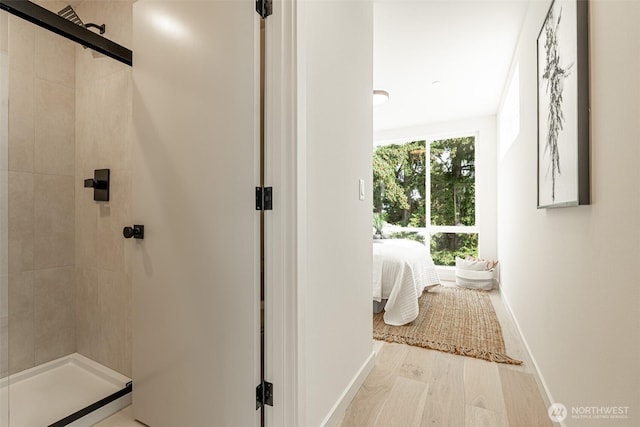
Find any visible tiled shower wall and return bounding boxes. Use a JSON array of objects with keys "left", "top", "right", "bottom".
[
  {"left": 5, "top": 0, "right": 133, "bottom": 378},
  {"left": 74, "top": 0, "right": 133, "bottom": 378},
  {"left": 7, "top": 15, "right": 76, "bottom": 374}
]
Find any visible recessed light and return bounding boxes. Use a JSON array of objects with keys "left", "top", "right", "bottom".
[{"left": 373, "top": 90, "right": 390, "bottom": 106}]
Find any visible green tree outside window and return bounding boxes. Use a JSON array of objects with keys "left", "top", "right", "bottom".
[{"left": 373, "top": 136, "right": 478, "bottom": 266}]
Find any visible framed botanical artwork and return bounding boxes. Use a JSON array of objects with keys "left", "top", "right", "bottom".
[{"left": 537, "top": 0, "right": 590, "bottom": 208}]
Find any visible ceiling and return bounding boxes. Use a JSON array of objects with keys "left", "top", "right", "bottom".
[{"left": 374, "top": 0, "right": 529, "bottom": 132}]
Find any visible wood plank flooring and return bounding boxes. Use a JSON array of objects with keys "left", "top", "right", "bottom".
[{"left": 339, "top": 286, "right": 553, "bottom": 427}]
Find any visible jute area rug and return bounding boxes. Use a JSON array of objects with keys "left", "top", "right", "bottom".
[{"left": 373, "top": 285, "right": 522, "bottom": 365}]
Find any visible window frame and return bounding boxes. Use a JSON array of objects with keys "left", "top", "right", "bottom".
[{"left": 375, "top": 131, "right": 479, "bottom": 265}]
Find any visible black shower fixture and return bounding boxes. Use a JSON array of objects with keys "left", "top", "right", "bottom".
[
  {"left": 0, "top": 0, "right": 131, "bottom": 65},
  {"left": 58, "top": 5, "right": 105, "bottom": 35},
  {"left": 84, "top": 169, "right": 110, "bottom": 202},
  {"left": 123, "top": 225, "right": 144, "bottom": 240}
]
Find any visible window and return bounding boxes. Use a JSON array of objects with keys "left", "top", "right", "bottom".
[{"left": 373, "top": 135, "right": 478, "bottom": 266}]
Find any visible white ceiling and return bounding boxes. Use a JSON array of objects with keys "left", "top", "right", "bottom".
[{"left": 374, "top": 0, "right": 529, "bottom": 132}]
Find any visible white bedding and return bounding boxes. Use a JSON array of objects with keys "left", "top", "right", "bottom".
[{"left": 372, "top": 239, "right": 440, "bottom": 326}]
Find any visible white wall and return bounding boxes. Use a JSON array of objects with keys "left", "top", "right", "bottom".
[
  {"left": 497, "top": 1, "right": 640, "bottom": 425},
  {"left": 298, "top": 1, "right": 374, "bottom": 425},
  {"left": 375, "top": 116, "right": 498, "bottom": 261}
]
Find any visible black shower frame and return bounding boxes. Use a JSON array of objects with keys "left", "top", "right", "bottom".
[
  {"left": 48, "top": 382, "right": 133, "bottom": 427},
  {"left": 0, "top": 0, "right": 132, "bottom": 66}
]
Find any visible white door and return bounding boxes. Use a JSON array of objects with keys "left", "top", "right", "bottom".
[{"left": 131, "top": 1, "right": 260, "bottom": 425}]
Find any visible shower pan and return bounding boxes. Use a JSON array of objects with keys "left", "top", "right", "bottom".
[
  {"left": 3, "top": 354, "right": 131, "bottom": 427},
  {"left": 0, "top": 1, "right": 134, "bottom": 425}
]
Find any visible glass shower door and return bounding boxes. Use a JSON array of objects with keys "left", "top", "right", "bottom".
[
  {"left": 0, "top": 8, "right": 8, "bottom": 427},
  {"left": 0, "top": 1, "right": 134, "bottom": 425}
]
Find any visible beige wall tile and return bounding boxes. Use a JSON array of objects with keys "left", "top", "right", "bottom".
[
  {"left": 35, "top": 26, "right": 75, "bottom": 89},
  {"left": 34, "top": 80, "right": 75, "bottom": 176},
  {"left": 75, "top": 191, "right": 98, "bottom": 269},
  {"left": 109, "top": 169, "right": 132, "bottom": 230},
  {"left": 34, "top": 266, "right": 75, "bottom": 365},
  {"left": 8, "top": 62, "right": 34, "bottom": 118},
  {"left": 34, "top": 174, "right": 74, "bottom": 235},
  {"left": 8, "top": 58, "right": 35, "bottom": 172},
  {"left": 94, "top": 176, "right": 130, "bottom": 271},
  {"left": 8, "top": 238, "right": 34, "bottom": 277},
  {"left": 97, "top": 70, "right": 131, "bottom": 169},
  {"left": 8, "top": 16, "right": 34, "bottom": 75},
  {"left": 8, "top": 271, "right": 34, "bottom": 374},
  {"left": 123, "top": 235, "right": 133, "bottom": 278},
  {"left": 75, "top": 43, "right": 127, "bottom": 84},
  {"left": 34, "top": 174, "right": 75, "bottom": 269},
  {"left": 98, "top": 269, "right": 131, "bottom": 377},
  {"left": 76, "top": 266, "right": 100, "bottom": 362},
  {"left": 34, "top": 233, "right": 75, "bottom": 270},
  {"left": 8, "top": 113, "right": 34, "bottom": 173},
  {"left": 75, "top": 82, "right": 98, "bottom": 171},
  {"left": 8, "top": 172, "right": 33, "bottom": 273},
  {"left": 7, "top": 71, "right": 32, "bottom": 181},
  {"left": 96, "top": 219, "right": 124, "bottom": 273},
  {"left": 0, "top": 263, "right": 6, "bottom": 322},
  {"left": 74, "top": 46, "right": 94, "bottom": 87},
  {"left": 0, "top": 9, "right": 5, "bottom": 51},
  {"left": 0, "top": 315, "right": 8, "bottom": 378}
]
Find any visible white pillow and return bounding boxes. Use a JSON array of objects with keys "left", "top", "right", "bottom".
[{"left": 455, "top": 256, "right": 491, "bottom": 271}]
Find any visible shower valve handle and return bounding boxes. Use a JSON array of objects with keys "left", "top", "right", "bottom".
[
  {"left": 123, "top": 225, "right": 144, "bottom": 239},
  {"left": 84, "top": 178, "right": 107, "bottom": 190}
]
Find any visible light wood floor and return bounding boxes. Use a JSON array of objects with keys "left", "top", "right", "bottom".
[{"left": 338, "top": 286, "right": 554, "bottom": 427}]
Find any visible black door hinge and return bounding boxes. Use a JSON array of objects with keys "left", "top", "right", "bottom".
[
  {"left": 256, "top": 381, "right": 273, "bottom": 409},
  {"left": 255, "top": 187, "right": 273, "bottom": 211},
  {"left": 256, "top": 0, "right": 272, "bottom": 19}
]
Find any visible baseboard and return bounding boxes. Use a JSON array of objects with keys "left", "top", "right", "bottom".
[
  {"left": 498, "top": 287, "right": 564, "bottom": 427},
  {"left": 320, "top": 351, "right": 376, "bottom": 427}
]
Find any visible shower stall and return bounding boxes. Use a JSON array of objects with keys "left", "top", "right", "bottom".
[
  {"left": 1, "top": 0, "right": 269, "bottom": 424},
  {"left": 0, "top": 1, "right": 134, "bottom": 425}
]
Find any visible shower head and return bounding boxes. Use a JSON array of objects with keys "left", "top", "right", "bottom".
[
  {"left": 57, "top": 5, "right": 106, "bottom": 35},
  {"left": 58, "top": 5, "right": 83, "bottom": 26}
]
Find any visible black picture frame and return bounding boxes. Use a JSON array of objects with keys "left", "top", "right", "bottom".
[{"left": 537, "top": 0, "right": 590, "bottom": 208}]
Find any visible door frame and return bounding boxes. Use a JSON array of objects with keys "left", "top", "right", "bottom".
[{"left": 263, "top": 0, "right": 301, "bottom": 425}]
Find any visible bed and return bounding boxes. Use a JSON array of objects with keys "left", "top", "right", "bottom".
[{"left": 373, "top": 239, "right": 440, "bottom": 326}]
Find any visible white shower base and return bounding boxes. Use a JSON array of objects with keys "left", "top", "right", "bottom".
[{"left": 0, "top": 353, "right": 131, "bottom": 427}]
